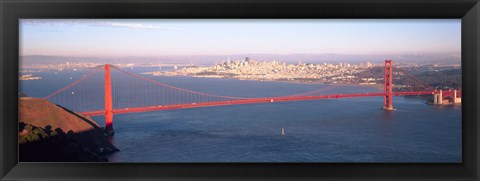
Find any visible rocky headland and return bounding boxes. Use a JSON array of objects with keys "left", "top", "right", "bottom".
[{"left": 19, "top": 97, "right": 119, "bottom": 162}]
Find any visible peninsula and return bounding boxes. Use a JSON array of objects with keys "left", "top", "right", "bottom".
[{"left": 142, "top": 59, "right": 371, "bottom": 85}]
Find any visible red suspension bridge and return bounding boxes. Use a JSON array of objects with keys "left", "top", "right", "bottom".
[{"left": 43, "top": 60, "right": 461, "bottom": 134}]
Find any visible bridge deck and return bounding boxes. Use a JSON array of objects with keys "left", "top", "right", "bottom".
[{"left": 79, "top": 91, "right": 437, "bottom": 116}]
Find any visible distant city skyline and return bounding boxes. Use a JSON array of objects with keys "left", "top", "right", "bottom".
[{"left": 20, "top": 19, "right": 461, "bottom": 63}]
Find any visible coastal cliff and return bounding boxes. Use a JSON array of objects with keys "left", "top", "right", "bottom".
[{"left": 19, "top": 97, "right": 119, "bottom": 162}]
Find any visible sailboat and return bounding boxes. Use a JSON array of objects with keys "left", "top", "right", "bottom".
[{"left": 281, "top": 128, "right": 286, "bottom": 135}]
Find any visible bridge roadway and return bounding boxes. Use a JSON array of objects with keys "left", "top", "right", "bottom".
[{"left": 79, "top": 91, "right": 438, "bottom": 117}]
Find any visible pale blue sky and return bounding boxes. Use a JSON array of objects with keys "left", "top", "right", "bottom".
[{"left": 20, "top": 19, "right": 461, "bottom": 57}]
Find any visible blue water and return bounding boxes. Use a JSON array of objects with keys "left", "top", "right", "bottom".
[{"left": 19, "top": 67, "right": 462, "bottom": 162}]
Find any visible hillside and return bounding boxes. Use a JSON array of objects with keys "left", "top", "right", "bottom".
[
  {"left": 19, "top": 97, "right": 99, "bottom": 132},
  {"left": 19, "top": 97, "right": 118, "bottom": 162}
]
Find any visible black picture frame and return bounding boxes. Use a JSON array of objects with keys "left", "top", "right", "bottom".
[{"left": 1, "top": 0, "right": 479, "bottom": 180}]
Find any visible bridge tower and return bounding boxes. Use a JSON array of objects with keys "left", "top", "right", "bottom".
[
  {"left": 434, "top": 90, "right": 443, "bottom": 104},
  {"left": 104, "top": 64, "right": 114, "bottom": 135},
  {"left": 383, "top": 60, "right": 395, "bottom": 110}
]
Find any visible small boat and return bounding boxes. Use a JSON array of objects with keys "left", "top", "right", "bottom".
[{"left": 281, "top": 128, "right": 285, "bottom": 135}]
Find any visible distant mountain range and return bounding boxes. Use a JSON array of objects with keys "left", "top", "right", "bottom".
[{"left": 20, "top": 52, "right": 461, "bottom": 66}]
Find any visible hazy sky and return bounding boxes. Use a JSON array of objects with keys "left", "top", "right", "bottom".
[{"left": 20, "top": 19, "right": 461, "bottom": 57}]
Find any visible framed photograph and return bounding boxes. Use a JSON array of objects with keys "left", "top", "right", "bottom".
[{"left": 1, "top": 0, "right": 479, "bottom": 180}]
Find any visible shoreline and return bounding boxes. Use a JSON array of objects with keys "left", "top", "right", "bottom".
[{"left": 143, "top": 72, "right": 385, "bottom": 91}]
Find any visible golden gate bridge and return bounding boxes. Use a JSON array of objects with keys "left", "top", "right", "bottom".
[{"left": 43, "top": 60, "right": 461, "bottom": 135}]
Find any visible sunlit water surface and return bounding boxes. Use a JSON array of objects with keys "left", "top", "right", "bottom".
[{"left": 20, "top": 67, "right": 461, "bottom": 162}]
